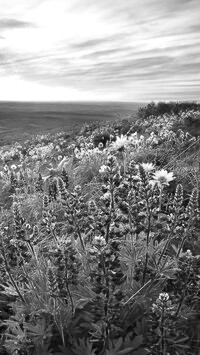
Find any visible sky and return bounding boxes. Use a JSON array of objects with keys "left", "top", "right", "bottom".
[{"left": 0, "top": 0, "right": 200, "bottom": 102}]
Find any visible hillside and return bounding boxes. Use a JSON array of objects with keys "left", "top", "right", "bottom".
[{"left": 0, "top": 102, "right": 200, "bottom": 355}]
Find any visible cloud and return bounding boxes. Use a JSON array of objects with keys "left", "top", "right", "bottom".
[
  {"left": 0, "top": 0, "right": 200, "bottom": 101},
  {"left": 189, "top": 24, "right": 200, "bottom": 33},
  {"left": 1, "top": 40, "right": 200, "bottom": 99},
  {"left": 81, "top": 47, "right": 132, "bottom": 59},
  {"left": 0, "top": 18, "right": 34, "bottom": 29},
  {"left": 71, "top": 37, "right": 113, "bottom": 49},
  {"left": 71, "top": 33, "right": 129, "bottom": 50}
]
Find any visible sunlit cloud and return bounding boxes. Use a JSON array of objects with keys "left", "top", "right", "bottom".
[{"left": 0, "top": 0, "right": 200, "bottom": 101}]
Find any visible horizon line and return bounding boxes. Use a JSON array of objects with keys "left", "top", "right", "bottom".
[{"left": 0, "top": 99, "right": 199, "bottom": 104}]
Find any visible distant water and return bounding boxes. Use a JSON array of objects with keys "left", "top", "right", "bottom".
[{"left": 0, "top": 101, "right": 144, "bottom": 145}]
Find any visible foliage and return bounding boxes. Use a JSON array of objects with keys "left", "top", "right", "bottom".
[
  {"left": 0, "top": 102, "right": 200, "bottom": 354},
  {"left": 138, "top": 101, "right": 200, "bottom": 119}
]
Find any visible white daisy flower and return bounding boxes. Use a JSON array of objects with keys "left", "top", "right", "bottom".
[
  {"left": 140, "top": 162, "right": 155, "bottom": 173},
  {"left": 153, "top": 169, "right": 175, "bottom": 186},
  {"left": 110, "top": 135, "right": 129, "bottom": 151}
]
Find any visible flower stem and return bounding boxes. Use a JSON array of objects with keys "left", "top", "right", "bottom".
[{"left": 2, "top": 249, "right": 26, "bottom": 304}]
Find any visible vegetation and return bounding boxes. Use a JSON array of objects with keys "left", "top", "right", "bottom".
[{"left": 0, "top": 101, "right": 200, "bottom": 355}]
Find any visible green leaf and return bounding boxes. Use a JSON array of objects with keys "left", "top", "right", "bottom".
[{"left": 130, "top": 335, "right": 143, "bottom": 350}]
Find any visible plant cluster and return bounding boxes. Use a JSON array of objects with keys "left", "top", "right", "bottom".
[
  {"left": 138, "top": 101, "right": 200, "bottom": 119},
  {"left": 0, "top": 102, "right": 200, "bottom": 354}
]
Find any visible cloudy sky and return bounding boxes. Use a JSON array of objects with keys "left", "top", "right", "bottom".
[{"left": 0, "top": 0, "right": 200, "bottom": 101}]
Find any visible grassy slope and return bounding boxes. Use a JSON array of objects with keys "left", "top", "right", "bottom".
[{"left": 0, "top": 105, "right": 198, "bottom": 354}]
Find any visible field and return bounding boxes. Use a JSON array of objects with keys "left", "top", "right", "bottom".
[
  {"left": 0, "top": 101, "right": 142, "bottom": 145},
  {"left": 0, "top": 101, "right": 200, "bottom": 355}
]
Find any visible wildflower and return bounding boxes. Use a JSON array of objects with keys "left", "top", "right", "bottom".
[
  {"left": 152, "top": 292, "right": 174, "bottom": 314},
  {"left": 107, "top": 155, "right": 117, "bottom": 167},
  {"left": 99, "top": 165, "right": 109, "bottom": 174},
  {"left": 3, "top": 165, "right": 9, "bottom": 172},
  {"left": 98, "top": 142, "right": 104, "bottom": 149},
  {"left": 29, "top": 150, "right": 35, "bottom": 156},
  {"left": 140, "top": 162, "right": 155, "bottom": 173},
  {"left": 185, "top": 249, "right": 193, "bottom": 258},
  {"left": 88, "top": 200, "right": 97, "bottom": 213},
  {"left": 102, "top": 192, "right": 111, "bottom": 200},
  {"left": 149, "top": 180, "right": 157, "bottom": 188},
  {"left": 152, "top": 137, "right": 158, "bottom": 145},
  {"left": 185, "top": 132, "right": 191, "bottom": 139},
  {"left": 88, "top": 143, "right": 94, "bottom": 149},
  {"left": 74, "top": 147, "right": 81, "bottom": 158},
  {"left": 70, "top": 143, "right": 76, "bottom": 150},
  {"left": 10, "top": 164, "right": 17, "bottom": 170},
  {"left": 152, "top": 169, "right": 175, "bottom": 186},
  {"left": 101, "top": 192, "right": 111, "bottom": 206},
  {"left": 58, "top": 155, "right": 63, "bottom": 161},
  {"left": 93, "top": 235, "right": 106, "bottom": 247},
  {"left": 190, "top": 137, "right": 196, "bottom": 143},
  {"left": 74, "top": 185, "right": 81, "bottom": 194},
  {"left": 131, "top": 132, "right": 138, "bottom": 140},
  {"left": 75, "top": 152, "right": 82, "bottom": 159},
  {"left": 110, "top": 135, "right": 128, "bottom": 151},
  {"left": 151, "top": 303, "right": 158, "bottom": 313},
  {"left": 159, "top": 293, "right": 169, "bottom": 302}
]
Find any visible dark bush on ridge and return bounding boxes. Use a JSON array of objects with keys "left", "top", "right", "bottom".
[{"left": 138, "top": 101, "right": 200, "bottom": 119}]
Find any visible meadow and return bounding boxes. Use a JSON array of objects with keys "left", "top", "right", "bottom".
[{"left": 0, "top": 101, "right": 200, "bottom": 355}]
